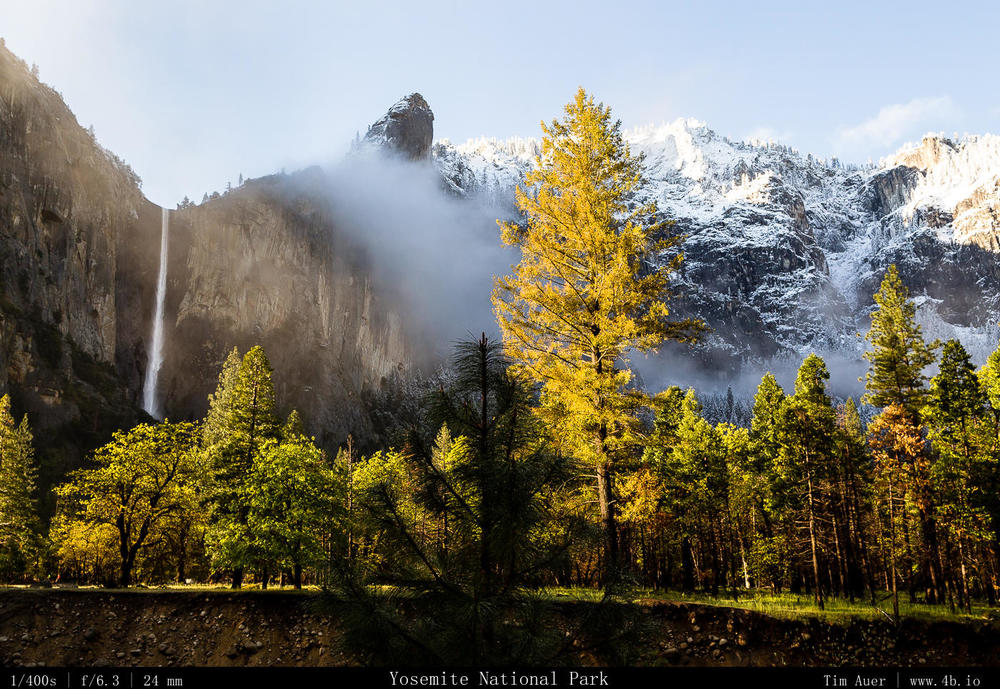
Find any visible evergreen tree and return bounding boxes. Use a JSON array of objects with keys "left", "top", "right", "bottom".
[
  {"left": 0, "top": 395, "right": 39, "bottom": 580},
  {"left": 641, "top": 386, "right": 687, "bottom": 467},
  {"left": 835, "top": 397, "right": 876, "bottom": 601},
  {"left": 749, "top": 372, "right": 786, "bottom": 475},
  {"left": 281, "top": 409, "right": 306, "bottom": 440},
  {"left": 979, "top": 342, "right": 1000, "bottom": 441},
  {"left": 659, "top": 391, "right": 727, "bottom": 593},
  {"left": 205, "top": 345, "right": 280, "bottom": 588},
  {"left": 492, "top": 88, "right": 703, "bottom": 583},
  {"left": 774, "top": 354, "right": 838, "bottom": 609},
  {"left": 863, "top": 264, "right": 937, "bottom": 415},
  {"left": 743, "top": 373, "right": 787, "bottom": 589},
  {"left": 203, "top": 347, "right": 241, "bottom": 448},
  {"left": 977, "top": 341, "right": 1000, "bottom": 570},
  {"left": 341, "top": 335, "right": 582, "bottom": 664},
  {"left": 867, "top": 404, "right": 924, "bottom": 621},
  {"left": 928, "top": 340, "right": 986, "bottom": 460},
  {"left": 928, "top": 339, "right": 993, "bottom": 610}
]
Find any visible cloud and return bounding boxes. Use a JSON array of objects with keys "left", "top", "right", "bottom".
[
  {"left": 836, "top": 96, "right": 961, "bottom": 156},
  {"left": 742, "top": 126, "right": 794, "bottom": 146}
]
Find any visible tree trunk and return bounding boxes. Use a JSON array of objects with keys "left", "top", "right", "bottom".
[
  {"left": 681, "top": 535, "right": 695, "bottom": 592},
  {"left": 119, "top": 558, "right": 133, "bottom": 588},
  {"left": 346, "top": 435, "right": 354, "bottom": 561},
  {"left": 918, "top": 509, "right": 944, "bottom": 604},
  {"left": 596, "top": 458, "right": 618, "bottom": 586},
  {"left": 807, "top": 475, "right": 824, "bottom": 610},
  {"left": 232, "top": 567, "right": 244, "bottom": 590},
  {"left": 888, "top": 482, "right": 899, "bottom": 622},
  {"left": 957, "top": 538, "right": 972, "bottom": 613}
]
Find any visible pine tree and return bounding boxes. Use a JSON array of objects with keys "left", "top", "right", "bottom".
[
  {"left": 928, "top": 339, "right": 992, "bottom": 610},
  {"left": 227, "top": 346, "right": 279, "bottom": 476},
  {"left": 835, "top": 397, "right": 876, "bottom": 601},
  {"left": 977, "top": 341, "right": 1000, "bottom": 569},
  {"left": 203, "top": 347, "right": 241, "bottom": 448},
  {"left": 774, "top": 354, "right": 838, "bottom": 609},
  {"left": 205, "top": 345, "right": 280, "bottom": 588},
  {"left": 660, "top": 391, "right": 727, "bottom": 593},
  {"left": 741, "top": 373, "right": 787, "bottom": 590},
  {"left": 868, "top": 404, "right": 925, "bottom": 621},
  {"left": 979, "top": 342, "right": 1000, "bottom": 440},
  {"left": 0, "top": 395, "right": 39, "bottom": 580},
  {"left": 341, "top": 335, "right": 579, "bottom": 664},
  {"left": 492, "top": 88, "right": 703, "bottom": 584},
  {"left": 863, "top": 264, "right": 937, "bottom": 415},
  {"left": 749, "top": 372, "right": 785, "bottom": 475},
  {"left": 281, "top": 410, "right": 306, "bottom": 441},
  {"left": 928, "top": 340, "right": 985, "bottom": 460}
]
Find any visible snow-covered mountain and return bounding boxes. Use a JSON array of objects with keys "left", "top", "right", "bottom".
[{"left": 433, "top": 120, "right": 1000, "bottom": 370}]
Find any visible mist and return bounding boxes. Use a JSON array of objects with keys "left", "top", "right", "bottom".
[
  {"left": 632, "top": 345, "right": 869, "bottom": 402},
  {"left": 321, "top": 153, "right": 516, "bottom": 365}
]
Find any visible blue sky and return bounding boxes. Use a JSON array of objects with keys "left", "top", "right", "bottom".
[{"left": 4, "top": 0, "right": 998, "bottom": 207}]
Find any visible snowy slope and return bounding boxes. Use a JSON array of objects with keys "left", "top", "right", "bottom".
[{"left": 433, "top": 122, "right": 1000, "bottom": 368}]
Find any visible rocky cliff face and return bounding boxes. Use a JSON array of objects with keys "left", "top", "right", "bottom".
[
  {"left": 0, "top": 43, "right": 160, "bottom": 508},
  {"left": 360, "top": 93, "right": 434, "bottom": 161},
  {"left": 158, "top": 169, "right": 411, "bottom": 446}
]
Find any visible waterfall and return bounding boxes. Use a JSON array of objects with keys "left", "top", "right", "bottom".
[{"left": 143, "top": 207, "right": 169, "bottom": 419}]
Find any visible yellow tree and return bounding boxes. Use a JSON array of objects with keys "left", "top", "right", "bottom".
[
  {"left": 868, "top": 404, "right": 925, "bottom": 621},
  {"left": 492, "top": 88, "right": 703, "bottom": 582}
]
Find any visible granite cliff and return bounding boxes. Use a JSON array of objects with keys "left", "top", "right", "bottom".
[{"left": 0, "top": 44, "right": 418, "bottom": 507}]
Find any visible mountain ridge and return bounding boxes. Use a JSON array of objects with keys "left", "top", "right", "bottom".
[{"left": 433, "top": 119, "right": 1000, "bottom": 374}]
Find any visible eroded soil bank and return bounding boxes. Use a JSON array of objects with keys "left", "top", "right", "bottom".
[{"left": 0, "top": 589, "right": 996, "bottom": 667}]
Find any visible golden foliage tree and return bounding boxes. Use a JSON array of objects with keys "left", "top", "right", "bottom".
[
  {"left": 867, "top": 404, "right": 925, "bottom": 621},
  {"left": 492, "top": 88, "right": 703, "bottom": 582}
]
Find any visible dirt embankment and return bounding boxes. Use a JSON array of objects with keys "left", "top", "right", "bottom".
[
  {"left": 0, "top": 589, "right": 346, "bottom": 667},
  {"left": 0, "top": 589, "right": 996, "bottom": 667}
]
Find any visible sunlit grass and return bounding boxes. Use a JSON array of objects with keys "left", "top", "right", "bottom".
[
  {"left": 7, "top": 582, "right": 998, "bottom": 623},
  {"left": 540, "top": 585, "right": 998, "bottom": 623}
]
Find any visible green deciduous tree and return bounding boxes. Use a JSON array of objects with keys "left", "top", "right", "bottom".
[
  {"left": 246, "top": 437, "right": 340, "bottom": 589},
  {"left": 51, "top": 421, "right": 201, "bottom": 587}
]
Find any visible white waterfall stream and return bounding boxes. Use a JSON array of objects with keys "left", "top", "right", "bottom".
[{"left": 142, "top": 207, "right": 169, "bottom": 419}]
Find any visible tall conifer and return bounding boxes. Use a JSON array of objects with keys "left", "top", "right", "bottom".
[
  {"left": 863, "top": 265, "right": 937, "bottom": 415},
  {"left": 492, "top": 88, "right": 703, "bottom": 583},
  {"left": 0, "top": 395, "right": 39, "bottom": 579}
]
